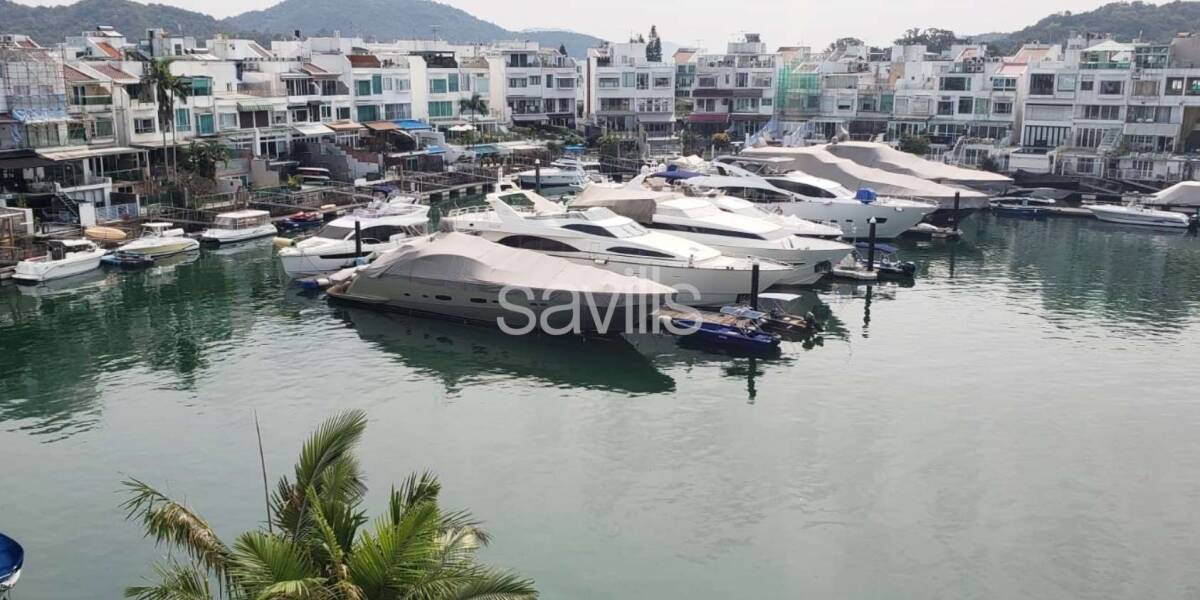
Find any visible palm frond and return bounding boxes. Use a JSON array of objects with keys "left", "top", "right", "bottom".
[
  {"left": 230, "top": 531, "right": 321, "bottom": 596},
  {"left": 445, "top": 569, "right": 538, "bottom": 600},
  {"left": 121, "top": 478, "right": 232, "bottom": 578},
  {"left": 124, "top": 561, "right": 215, "bottom": 600},
  {"left": 272, "top": 410, "right": 367, "bottom": 536},
  {"left": 346, "top": 502, "right": 443, "bottom": 597},
  {"left": 389, "top": 472, "right": 441, "bottom": 522}
]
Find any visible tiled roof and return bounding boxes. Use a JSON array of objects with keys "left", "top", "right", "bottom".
[
  {"left": 95, "top": 41, "right": 122, "bottom": 58},
  {"left": 348, "top": 54, "right": 381, "bottom": 68},
  {"left": 64, "top": 64, "right": 97, "bottom": 83},
  {"left": 92, "top": 64, "right": 140, "bottom": 83}
]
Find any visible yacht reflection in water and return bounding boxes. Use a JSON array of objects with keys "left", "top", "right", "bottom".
[{"left": 336, "top": 308, "right": 676, "bottom": 395}]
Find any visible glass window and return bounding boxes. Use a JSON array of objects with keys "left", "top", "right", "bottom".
[
  {"left": 598, "top": 77, "right": 620, "bottom": 88},
  {"left": 93, "top": 117, "right": 114, "bottom": 137},
  {"left": 1029, "top": 74, "right": 1055, "bottom": 95},
  {"left": 622, "top": 72, "right": 636, "bottom": 87},
  {"left": 430, "top": 79, "right": 448, "bottom": 94},
  {"left": 497, "top": 235, "right": 578, "bottom": 252},
  {"left": 958, "top": 97, "right": 973, "bottom": 114},
  {"left": 937, "top": 100, "right": 954, "bottom": 116},
  {"left": 196, "top": 113, "right": 214, "bottom": 135},
  {"left": 993, "top": 102, "right": 1013, "bottom": 115},
  {"left": 371, "top": 75, "right": 382, "bottom": 95},
  {"left": 355, "top": 80, "right": 372, "bottom": 96},
  {"left": 1099, "top": 80, "right": 1124, "bottom": 95},
  {"left": 448, "top": 74, "right": 459, "bottom": 92},
  {"left": 174, "top": 107, "right": 191, "bottom": 130},
  {"left": 508, "top": 78, "right": 527, "bottom": 88},
  {"left": 356, "top": 105, "right": 378, "bottom": 122},
  {"left": 1166, "top": 77, "right": 1185, "bottom": 95},
  {"left": 219, "top": 112, "right": 238, "bottom": 130},
  {"left": 319, "top": 104, "right": 332, "bottom": 121},
  {"left": 337, "top": 107, "right": 351, "bottom": 120},
  {"left": 384, "top": 103, "right": 411, "bottom": 120},
  {"left": 428, "top": 101, "right": 453, "bottom": 118},
  {"left": 939, "top": 77, "right": 970, "bottom": 91},
  {"left": 561, "top": 223, "right": 615, "bottom": 237},
  {"left": 475, "top": 77, "right": 489, "bottom": 93},
  {"left": 190, "top": 77, "right": 211, "bottom": 97},
  {"left": 1057, "top": 74, "right": 1077, "bottom": 92},
  {"left": 134, "top": 118, "right": 155, "bottom": 134},
  {"left": 1080, "top": 80, "right": 1094, "bottom": 91},
  {"left": 528, "top": 75, "right": 541, "bottom": 85}
]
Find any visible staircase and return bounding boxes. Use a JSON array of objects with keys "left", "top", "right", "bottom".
[
  {"left": 52, "top": 192, "right": 80, "bottom": 223},
  {"left": 1096, "top": 127, "right": 1123, "bottom": 155}
]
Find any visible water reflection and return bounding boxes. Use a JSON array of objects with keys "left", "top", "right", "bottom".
[{"left": 336, "top": 307, "right": 676, "bottom": 395}]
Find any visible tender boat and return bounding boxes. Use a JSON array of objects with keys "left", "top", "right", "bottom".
[
  {"left": 278, "top": 200, "right": 430, "bottom": 278},
  {"left": 0, "top": 533, "right": 22, "bottom": 593},
  {"left": 200, "top": 209, "right": 277, "bottom": 244},
  {"left": 990, "top": 196, "right": 1055, "bottom": 218},
  {"left": 328, "top": 232, "right": 677, "bottom": 333},
  {"left": 442, "top": 189, "right": 795, "bottom": 307},
  {"left": 1086, "top": 203, "right": 1191, "bottom": 229},
  {"left": 854, "top": 242, "right": 916, "bottom": 277},
  {"left": 109, "top": 222, "right": 199, "bottom": 260},
  {"left": 570, "top": 183, "right": 855, "bottom": 286},
  {"left": 277, "top": 210, "right": 324, "bottom": 231},
  {"left": 13, "top": 239, "right": 107, "bottom": 284}
]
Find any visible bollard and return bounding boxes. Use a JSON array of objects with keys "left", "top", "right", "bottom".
[
  {"left": 750, "top": 261, "right": 760, "bottom": 310},
  {"left": 866, "top": 218, "right": 877, "bottom": 272},
  {"left": 951, "top": 191, "right": 960, "bottom": 230},
  {"left": 354, "top": 220, "right": 362, "bottom": 257}
]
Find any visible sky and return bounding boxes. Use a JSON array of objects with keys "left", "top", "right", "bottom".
[{"left": 10, "top": 0, "right": 1170, "bottom": 50}]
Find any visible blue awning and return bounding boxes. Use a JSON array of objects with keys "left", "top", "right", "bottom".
[
  {"left": 564, "top": 145, "right": 585, "bottom": 153},
  {"left": 471, "top": 144, "right": 499, "bottom": 156},
  {"left": 393, "top": 119, "right": 432, "bottom": 130}
]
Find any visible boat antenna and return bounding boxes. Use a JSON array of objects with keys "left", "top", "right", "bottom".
[{"left": 254, "top": 410, "right": 273, "bottom": 533}]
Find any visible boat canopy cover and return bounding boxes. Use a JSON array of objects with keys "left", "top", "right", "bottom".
[
  {"left": 667, "top": 155, "right": 708, "bottom": 170},
  {"left": 1146, "top": 181, "right": 1200, "bottom": 207},
  {"left": 648, "top": 167, "right": 703, "bottom": 181},
  {"left": 568, "top": 184, "right": 673, "bottom": 224},
  {"left": 359, "top": 232, "right": 675, "bottom": 296},
  {"left": 740, "top": 145, "right": 988, "bottom": 201},
  {"left": 0, "top": 533, "right": 23, "bottom": 584},
  {"left": 824, "top": 141, "right": 1012, "bottom": 186}
]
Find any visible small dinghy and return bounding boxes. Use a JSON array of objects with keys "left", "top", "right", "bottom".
[
  {"left": 277, "top": 211, "right": 324, "bottom": 231},
  {"left": 720, "top": 304, "right": 815, "bottom": 338},
  {"left": 0, "top": 533, "right": 23, "bottom": 593},
  {"left": 670, "top": 318, "right": 781, "bottom": 354},
  {"left": 854, "top": 242, "right": 916, "bottom": 277}
]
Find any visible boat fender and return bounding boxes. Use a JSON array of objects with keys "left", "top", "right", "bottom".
[{"left": 272, "top": 237, "right": 293, "bottom": 249}]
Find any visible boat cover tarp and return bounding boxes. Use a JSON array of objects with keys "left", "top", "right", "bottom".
[
  {"left": 740, "top": 145, "right": 989, "bottom": 204},
  {"left": 824, "top": 141, "right": 1012, "bottom": 187},
  {"left": 567, "top": 184, "right": 673, "bottom": 224},
  {"left": 360, "top": 232, "right": 674, "bottom": 295},
  {"left": 1146, "top": 181, "right": 1200, "bottom": 207}
]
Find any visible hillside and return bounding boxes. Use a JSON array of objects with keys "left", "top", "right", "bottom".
[
  {"left": 982, "top": 1, "right": 1200, "bottom": 54},
  {"left": 0, "top": 0, "right": 604, "bottom": 56}
]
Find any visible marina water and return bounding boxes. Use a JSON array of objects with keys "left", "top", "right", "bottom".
[{"left": 3, "top": 213, "right": 1200, "bottom": 599}]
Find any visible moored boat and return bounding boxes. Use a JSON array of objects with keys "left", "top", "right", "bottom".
[
  {"left": 278, "top": 201, "right": 430, "bottom": 278},
  {"left": 1086, "top": 203, "right": 1191, "bottom": 229},
  {"left": 13, "top": 239, "right": 107, "bottom": 284},
  {"left": 109, "top": 222, "right": 199, "bottom": 260},
  {"left": 0, "top": 532, "right": 22, "bottom": 593},
  {"left": 200, "top": 209, "right": 277, "bottom": 244}
]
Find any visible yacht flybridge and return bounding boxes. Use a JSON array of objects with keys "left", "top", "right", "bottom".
[
  {"left": 442, "top": 189, "right": 794, "bottom": 306},
  {"left": 676, "top": 164, "right": 936, "bottom": 239},
  {"left": 278, "top": 199, "right": 430, "bottom": 278}
]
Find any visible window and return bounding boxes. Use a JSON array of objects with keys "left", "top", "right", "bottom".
[
  {"left": 561, "top": 223, "right": 615, "bottom": 237},
  {"left": 736, "top": 73, "right": 749, "bottom": 88},
  {"left": 1132, "top": 80, "right": 1159, "bottom": 97},
  {"left": 219, "top": 112, "right": 238, "bottom": 130},
  {"left": 622, "top": 72, "right": 636, "bottom": 87},
  {"left": 190, "top": 77, "right": 211, "bottom": 97},
  {"left": 1029, "top": 73, "right": 1055, "bottom": 95},
  {"left": 1126, "top": 105, "right": 1171, "bottom": 123},
  {"left": 430, "top": 78, "right": 448, "bottom": 94},
  {"left": 321, "top": 79, "right": 341, "bottom": 96},
  {"left": 320, "top": 104, "right": 332, "bottom": 121},
  {"left": 940, "top": 77, "right": 970, "bottom": 91},
  {"left": 273, "top": 110, "right": 287, "bottom": 125},
  {"left": 337, "top": 107, "right": 351, "bottom": 120},
  {"left": 1074, "top": 127, "right": 1109, "bottom": 148},
  {"left": 769, "top": 179, "right": 837, "bottom": 198},
  {"left": 1057, "top": 74, "right": 1077, "bottom": 92},
  {"left": 497, "top": 235, "right": 578, "bottom": 252},
  {"left": 697, "top": 76, "right": 716, "bottom": 87},
  {"left": 1080, "top": 79, "right": 1094, "bottom": 91},
  {"left": 608, "top": 246, "right": 672, "bottom": 258},
  {"left": 556, "top": 77, "right": 574, "bottom": 89},
  {"left": 1188, "top": 78, "right": 1200, "bottom": 96},
  {"left": 447, "top": 74, "right": 459, "bottom": 92},
  {"left": 290, "top": 107, "right": 309, "bottom": 123},
  {"left": 993, "top": 101, "right": 1013, "bottom": 115},
  {"left": 648, "top": 222, "right": 765, "bottom": 240},
  {"left": 545, "top": 75, "right": 554, "bottom": 88},
  {"left": 174, "top": 108, "right": 191, "bottom": 131},
  {"left": 654, "top": 76, "right": 671, "bottom": 88},
  {"left": 598, "top": 77, "right": 620, "bottom": 88},
  {"left": 528, "top": 75, "right": 541, "bottom": 86},
  {"left": 356, "top": 105, "right": 378, "bottom": 122},
  {"left": 1166, "top": 77, "right": 1185, "bottom": 95},
  {"left": 1021, "top": 125, "right": 1068, "bottom": 147},
  {"left": 355, "top": 80, "right": 372, "bottom": 96},
  {"left": 134, "top": 118, "right": 155, "bottom": 134},
  {"left": 974, "top": 98, "right": 990, "bottom": 115},
  {"left": 428, "top": 101, "right": 453, "bottom": 118},
  {"left": 636, "top": 73, "right": 649, "bottom": 90},
  {"left": 991, "top": 77, "right": 1016, "bottom": 91},
  {"left": 382, "top": 76, "right": 393, "bottom": 91},
  {"left": 384, "top": 103, "right": 411, "bottom": 120},
  {"left": 1098, "top": 80, "right": 1124, "bottom": 95},
  {"left": 395, "top": 78, "right": 411, "bottom": 91},
  {"left": 508, "top": 77, "right": 527, "bottom": 88},
  {"left": 1080, "top": 105, "right": 1121, "bottom": 120},
  {"left": 371, "top": 74, "right": 382, "bottom": 95},
  {"left": 475, "top": 76, "right": 489, "bottom": 93},
  {"left": 958, "top": 97, "right": 973, "bottom": 114},
  {"left": 937, "top": 100, "right": 954, "bottom": 116},
  {"left": 197, "top": 113, "right": 214, "bottom": 135}
]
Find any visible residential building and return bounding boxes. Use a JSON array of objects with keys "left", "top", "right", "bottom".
[
  {"left": 683, "top": 34, "right": 777, "bottom": 138},
  {"left": 584, "top": 41, "right": 675, "bottom": 140}
]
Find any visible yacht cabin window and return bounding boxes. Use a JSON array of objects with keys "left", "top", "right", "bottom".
[{"left": 767, "top": 179, "right": 839, "bottom": 198}]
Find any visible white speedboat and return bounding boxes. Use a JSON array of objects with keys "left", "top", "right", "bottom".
[
  {"left": 443, "top": 189, "right": 793, "bottom": 307},
  {"left": 1086, "top": 203, "right": 1191, "bottom": 229},
  {"left": 681, "top": 168, "right": 936, "bottom": 239},
  {"left": 278, "top": 201, "right": 430, "bottom": 278},
  {"left": 516, "top": 165, "right": 590, "bottom": 188},
  {"left": 328, "top": 232, "right": 677, "bottom": 333},
  {"left": 706, "top": 195, "right": 844, "bottom": 239},
  {"left": 200, "top": 209, "right": 277, "bottom": 244},
  {"left": 13, "top": 239, "right": 107, "bottom": 284},
  {"left": 112, "top": 223, "right": 199, "bottom": 259}
]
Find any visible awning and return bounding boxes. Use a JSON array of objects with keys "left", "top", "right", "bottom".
[
  {"left": 237, "top": 101, "right": 276, "bottom": 112},
  {"left": 38, "top": 146, "right": 142, "bottom": 161},
  {"left": 326, "top": 120, "right": 364, "bottom": 132},
  {"left": 293, "top": 123, "right": 334, "bottom": 136},
  {"left": 470, "top": 144, "right": 499, "bottom": 156},
  {"left": 364, "top": 121, "right": 399, "bottom": 132},
  {"left": 11, "top": 109, "right": 71, "bottom": 124},
  {"left": 0, "top": 154, "right": 57, "bottom": 169},
  {"left": 686, "top": 113, "right": 730, "bottom": 124},
  {"left": 424, "top": 145, "right": 446, "bottom": 154},
  {"left": 393, "top": 119, "right": 432, "bottom": 131}
]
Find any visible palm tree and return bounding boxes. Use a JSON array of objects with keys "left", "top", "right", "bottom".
[
  {"left": 141, "top": 58, "right": 189, "bottom": 180},
  {"left": 122, "top": 410, "right": 537, "bottom": 600},
  {"left": 458, "top": 93, "right": 488, "bottom": 145}
]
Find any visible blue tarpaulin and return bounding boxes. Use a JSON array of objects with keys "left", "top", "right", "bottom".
[
  {"left": 393, "top": 119, "right": 432, "bottom": 130},
  {"left": 424, "top": 145, "right": 446, "bottom": 154}
]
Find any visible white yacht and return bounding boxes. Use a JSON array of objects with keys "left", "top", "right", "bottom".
[
  {"left": 328, "top": 232, "right": 677, "bottom": 333},
  {"left": 705, "top": 195, "right": 844, "bottom": 239},
  {"left": 685, "top": 166, "right": 936, "bottom": 239},
  {"left": 516, "top": 164, "right": 590, "bottom": 188},
  {"left": 442, "top": 189, "right": 794, "bottom": 306},
  {"left": 278, "top": 201, "right": 430, "bottom": 278},
  {"left": 1086, "top": 203, "right": 1191, "bottom": 229},
  {"left": 112, "top": 223, "right": 200, "bottom": 259},
  {"left": 13, "top": 239, "right": 107, "bottom": 283},
  {"left": 200, "top": 209, "right": 277, "bottom": 244}
]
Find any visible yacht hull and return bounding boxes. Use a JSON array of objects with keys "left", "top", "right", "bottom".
[
  {"left": 570, "top": 259, "right": 791, "bottom": 307},
  {"left": 114, "top": 239, "right": 200, "bottom": 259},
  {"left": 279, "top": 240, "right": 403, "bottom": 278},
  {"left": 200, "top": 224, "right": 278, "bottom": 244},
  {"left": 1087, "top": 205, "right": 1190, "bottom": 229},
  {"left": 12, "top": 250, "right": 106, "bottom": 283},
  {"left": 774, "top": 202, "right": 932, "bottom": 238}
]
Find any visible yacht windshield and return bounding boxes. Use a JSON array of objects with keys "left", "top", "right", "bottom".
[{"left": 315, "top": 225, "right": 354, "bottom": 240}]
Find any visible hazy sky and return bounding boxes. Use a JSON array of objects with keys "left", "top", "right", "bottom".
[{"left": 14, "top": 0, "right": 1167, "bottom": 50}]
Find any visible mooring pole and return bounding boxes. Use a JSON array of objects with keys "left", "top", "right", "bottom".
[
  {"left": 750, "top": 260, "right": 760, "bottom": 310},
  {"left": 866, "top": 217, "right": 877, "bottom": 272},
  {"left": 951, "top": 191, "right": 961, "bottom": 230},
  {"left": 354, "top": 220, "right": 362, "bottom": 256},
  {"left": 534, "top": 159, "right": 542, "bottom": 194}
]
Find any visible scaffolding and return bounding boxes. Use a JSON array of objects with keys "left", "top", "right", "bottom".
[
  {"left": 774, "top": 60, "right": 821, "bottom": 121},
  {"left": 0, "top": 45, "right": 68, "bottom": 150}
]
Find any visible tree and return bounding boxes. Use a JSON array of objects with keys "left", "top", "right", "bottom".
[
  {"left": 121, "top": 410, "right": 536, "bottom": 600},
  {"left": 825, "top": 37, "right": 863, "bottom": 53},
  {"left": 558, "top": 43, "right": 568, "bottom": 57},
  {"left": 678, "top": 128, "right": 702, "bottom": 156},
  {"left": 140, "top": 58, "right": 189, "bottom": 180},
  {"left": 182, "top": 140, "right": 230, "bottom": 180},
  {"left": 898, "top": 134, "right": 931, "bottom": 157},
  {"left": 646, "top": 26, "right": 662, "bottom": 62},
  {"left": 710, "top": 132, "right": 732, "bottom": 152},
  {"left": 894, "top": 28, "right": 964, "bottom": 53},
  {"left": 596, "top": 134, "right": 622, "bottom": 158},
  {"left": 458, "top": 93, "right": 488, "bottom": 145}
]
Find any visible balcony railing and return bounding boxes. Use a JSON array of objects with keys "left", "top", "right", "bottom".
[{"left": 70, "top": 95, "right": 113, "bottom": 106}]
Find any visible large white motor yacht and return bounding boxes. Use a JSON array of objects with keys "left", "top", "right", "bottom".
[
  {"left": 516, "top": 164, "right": 590, "bottom": 188},
  {"left": 442, "top": 189, "right": 794, "bottom": 306},
  {"left": 681, "top": 168, "right": 936, "bottom": 239},
  {"left": 278, "top": 201, "right": 430, "bottom": 278},
  {"left": 13, "top": 239, "right": 107, "bottom": 283},
  {"left": 328, "top": 232, "right": 677, "bottom": 333},
  {"left": 705, "top": 195, "right": 844, "bottom": 239}
]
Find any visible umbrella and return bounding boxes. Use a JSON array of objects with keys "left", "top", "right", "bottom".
[{"left": 448, "top": 124, "right": 475, "bottom": 132}]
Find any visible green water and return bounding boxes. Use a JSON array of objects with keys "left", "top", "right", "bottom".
[{"left": 3, "top": 215, "right": 1200, "bottom": 599}]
